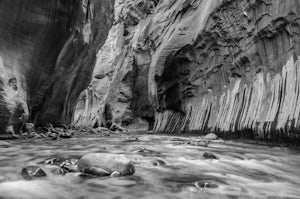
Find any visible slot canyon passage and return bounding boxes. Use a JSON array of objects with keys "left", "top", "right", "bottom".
[{"left": 0, "top": 0, "right": 300, "bottom": 198}]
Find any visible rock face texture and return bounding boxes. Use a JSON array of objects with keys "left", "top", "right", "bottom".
[
  {"left": 149, "top": 0, "right": 300, "bottom": 140},
  {"left": 0, "top": 0, "right": 114, "bottom": 135},
  {"left": 75, "top": 0, "right": 300, "bottom": 140},
  {"left": 74, "top": 0, "right": 156, "bottom": 130}
]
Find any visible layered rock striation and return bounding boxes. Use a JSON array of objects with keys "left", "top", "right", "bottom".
[
  {"left": 76, "top": 0, "right": 300, "bottom": 140},
  {"left": 0, "top": 0, "right": 114, "bottom": 136}
]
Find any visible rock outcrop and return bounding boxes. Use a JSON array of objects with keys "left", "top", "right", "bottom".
[
  {"left": 75, "top": 0, "right": 300, "bottom": 140},
  {"left": 0, "top": 0, "right": 114, "bottom": 136}
]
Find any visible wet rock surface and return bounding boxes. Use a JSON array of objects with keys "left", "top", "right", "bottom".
[
  {"left": 203, "top": 152, "right": 218, "bottom": 160},
  {"left": 42, "top": 156, "right": 80, "bottom": 175},
  {"left": 21, "top": 166, "right": 47, "bottom": 180},
  {"left": 152, "top": 159, "right": 166, "bottom": 166},
  {"left": 195, "top": 181, "right": 219, "bottom": 189},
  {"left": 0, "top": 133, "right": 299, "bottom": 199},
  {"left": 78, "top": 153, "right": 135, "bottom": 177},
  {"left": 8, "top": 124, "right": 131, "bottom": 140},
  {"left": 202, "top": 133, "right": 218, "bottom": 140},
  {"left": 134, "top": 148, "right": 161, "bottom": 156}
]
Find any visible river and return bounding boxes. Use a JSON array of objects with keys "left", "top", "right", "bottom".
[{"left": 0, "top": 133, "right": 299, "bottom": 199}]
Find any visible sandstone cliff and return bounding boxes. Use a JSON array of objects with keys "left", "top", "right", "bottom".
[
  {"left": 74, "top": 0, "right": 156, "bottom": 130},
  {"left": 0, "top": 0, "right": 114, "bottom": 136},
  {"left": 75, "top": 0, "right": 300, "bottom": 141}
]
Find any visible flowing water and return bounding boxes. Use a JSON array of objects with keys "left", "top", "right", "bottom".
[{"left": 0, "top": 133, "right": 299, "bottom": 199}]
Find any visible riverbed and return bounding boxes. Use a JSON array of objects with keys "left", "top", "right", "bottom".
[{"left": 0, "top": 133, "right": 299, "bottom": 199}]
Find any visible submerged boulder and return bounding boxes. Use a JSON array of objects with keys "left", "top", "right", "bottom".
[
  {"left": 195, "top": 181, "right": 219, "bottom": 189},
  {"left": 203, "top": 152, "right": 218, "bottom": 160},
  {"left": 152, "top": 159, "right": 166, "bottom": 166},
  {"left": 78, "top": 153, "right": 135, "bottom": 177},
  {"left": 202, "top": 133, "right": 218, "bottom": 140}
]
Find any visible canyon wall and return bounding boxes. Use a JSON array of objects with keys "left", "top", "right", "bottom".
[
  {"left": 0, "top": 0, "right": 114, "bottom": 135},
  {"left": 149, "top": 0, "right": 300, "bottom": 141},
  {"left": 74, "top": 0, "right": 156, "bottom": 130},
  {"left": 75, "top": 0, "right": 300, "bottom": 140}
]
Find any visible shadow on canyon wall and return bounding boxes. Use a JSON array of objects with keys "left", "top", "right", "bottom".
[{"left": 0, "top": 0, "right": 114, "bottom": 135}]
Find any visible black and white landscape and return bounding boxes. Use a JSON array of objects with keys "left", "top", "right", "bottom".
[{"left": 0, "top": 0, "right": 299, "bottom": 199}]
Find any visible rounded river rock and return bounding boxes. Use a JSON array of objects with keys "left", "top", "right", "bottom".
[{"left": 78, "top": 153, "right": 135, "bottom": 176}]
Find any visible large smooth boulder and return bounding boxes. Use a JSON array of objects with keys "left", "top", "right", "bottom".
[{"left": 78, "top": 153, "right": 135, "bottom": 176}]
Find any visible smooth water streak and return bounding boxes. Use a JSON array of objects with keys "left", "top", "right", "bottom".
[{"left": 0, "top": 134, "right": 299, "bottom": 199}]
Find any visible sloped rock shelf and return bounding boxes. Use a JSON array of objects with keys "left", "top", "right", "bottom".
[{"left": 0, "top": 134, "right": 299, "bottom": 199}]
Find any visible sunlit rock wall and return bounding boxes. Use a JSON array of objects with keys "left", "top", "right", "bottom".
[
  {"left": 75, "top": 0, "right": 300, "bottom": 140},
  {"left": 0, "top": 0, "right": 114, "bottom": 135},
  {"left": 150, "top": 0, "right": 300, "bottom": 140}
]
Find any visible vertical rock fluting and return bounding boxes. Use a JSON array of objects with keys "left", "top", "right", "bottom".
[
  {"left": 150, "top": 0, "right": 300, "bottom": 140},
  {"left": 74, "top": 0, "right": 300, "bottom": 140},
  {"left": 0, "top": 0, "right": 114, "bottom": 135}
]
